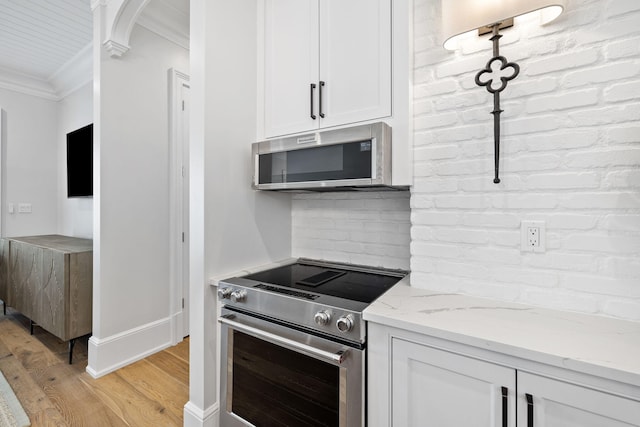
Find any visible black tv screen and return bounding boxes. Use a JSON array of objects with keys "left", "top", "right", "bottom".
[{"left": 66, "top": 123, "right": 93, "bottom": 198}]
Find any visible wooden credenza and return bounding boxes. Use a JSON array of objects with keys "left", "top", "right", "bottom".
[{"left": 0, "top": 235, "right": 92, "bottom": 350}]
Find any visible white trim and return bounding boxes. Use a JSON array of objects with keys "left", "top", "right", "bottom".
[
  {"left": 49, "top": 43, "right": 93, "bottom": 99},
  {"left": 85, "top": 317, "right": 172, "bottom": 378},
  {"left": 390, "top": 0, "right": 414, "bottom": 186},
  {"left": 183, "top": 401, "right": 219, "bottom": 427},
  {"left": 0, "top": 108, "right": 4, "bottom": 237},
  {"left": 103, "top": 0, "right": 152, "bottom": 58},
  {"left": 103, "top": 39, "right": 130, "bottom": 57},
  {"left": 0, "top": 41, "right": 92, "bottom": 102},
  {"left": 137, "top": 13, "right": 189, "bottom": 51},
  {"left": 0, "top": 68, "right": 58, "bottom": 101},
  {"left": 168, "top": 68, "right": 190, "bottom": 344}
]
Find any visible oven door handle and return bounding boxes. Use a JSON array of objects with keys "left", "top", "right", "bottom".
[{"left": 219, "top": 315, "right": 349, "bottom": 365}]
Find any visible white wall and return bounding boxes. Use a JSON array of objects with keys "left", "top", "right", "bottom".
[
  {"left": 292, "top": 191, "right": 411, "bottom": 270},
  {"left": 410, "top": 0, "right": 640, "bottom": 321},
  {"left": 88, "top": 21, "right": 190, "bottom": 376},
  {"left": 0, "top": 88, "right": 58, "bottom": 237},
  {"left": 58, "top": 81, "right": 93, "bottom": 238},
  {"left": 186, "top": 0, "right": 292, "bottom": 425}
]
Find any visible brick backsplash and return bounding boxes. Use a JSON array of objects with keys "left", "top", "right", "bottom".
[
  {"left": 292, "top": 192, "right": 411, "bottom": 271},
  {"left": 292, "top": 0, "right": 640, "bottom": 322},
  {"left": 410, "top": 0, "right": 640, "bottom": 321}
]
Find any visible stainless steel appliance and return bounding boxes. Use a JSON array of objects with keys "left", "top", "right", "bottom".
[
  {"left": 218, "top": 258, "right": 407, "bottom": 427},
  {"left": 252, "top": 122, "right": 405, "bottom": 191}
]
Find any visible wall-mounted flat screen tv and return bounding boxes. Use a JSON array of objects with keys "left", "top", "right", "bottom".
[{"left": 66, "top": 123, "right": 93, "bottom": 198}]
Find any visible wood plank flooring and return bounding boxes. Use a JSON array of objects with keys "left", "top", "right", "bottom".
[{"left": 0, "top": 307, "right": 189, "bottom": 426}]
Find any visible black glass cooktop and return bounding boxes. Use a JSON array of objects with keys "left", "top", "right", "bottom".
[{"left": 242, "top": 262, "right": 404, "bottom": 304}]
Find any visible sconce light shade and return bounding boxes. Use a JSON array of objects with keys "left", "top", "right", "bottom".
[{"left": 443, "top": 0, "right": 566, "bottom": 50}]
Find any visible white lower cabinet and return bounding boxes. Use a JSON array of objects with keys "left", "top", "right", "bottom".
[
  {"left": 518, "top": 372, "right": 640, "bottom": 427},
  {"left": 368, "top": 324, "right": 640, "bottom": 427},
  {"left": 392, "top": 338, "right": 516, "bottom": 427}
]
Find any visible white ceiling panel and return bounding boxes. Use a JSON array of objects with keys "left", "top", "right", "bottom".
[
  {"left": 0, "top": 0, "right": 92, "bottom": 80},
  {"left": 0, "top": 0, "right": 188, "bottom": 99}
]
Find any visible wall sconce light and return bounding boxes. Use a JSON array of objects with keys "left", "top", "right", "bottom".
[{"left": 442, "top": 0, "right": 566, "bottom": 183}]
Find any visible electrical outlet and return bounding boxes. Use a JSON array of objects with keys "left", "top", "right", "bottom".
[
  {"left": 527, "top": 226, "right": 540, "bottom": 247},
  {"left": 18, "top": 203, "right": 32, "bottom": 213},
  {"left": 521, "top": 220, "right": 545, "bottom": 253}
]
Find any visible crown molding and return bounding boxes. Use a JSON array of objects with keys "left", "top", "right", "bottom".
[
  {"left": 90, "top": 0, "right": 107, "bottom": 11},
  {"left": 0, "top": 43, "right": 93, "bottom": 102},
  {"left": 49, "top": 43, "right": 93, "bottom": 99},
  {"left": 136, "top": 0, "right": 189, "bottom": 50},
  {"left": 0, "top": 67, "right": 58, "bottom": 101},
  {"left": 137, "top": 13, "right": 189, "bottom": 50}
]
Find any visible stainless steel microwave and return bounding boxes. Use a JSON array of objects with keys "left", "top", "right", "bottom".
[{"left": 252, "top": 122, "right": 398, "bottom": 191}]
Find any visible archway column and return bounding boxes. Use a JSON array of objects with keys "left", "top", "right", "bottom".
[{"left": 91, "top": 0, "right": 151, "bottom": 57}]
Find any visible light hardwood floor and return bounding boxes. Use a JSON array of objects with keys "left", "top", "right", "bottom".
[{"left": 0, "top": 307, "right": 189, "bottom": 426}]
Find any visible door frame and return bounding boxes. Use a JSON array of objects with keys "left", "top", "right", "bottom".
[{"left": 169, "top": 68, "right": 190, "bottom": 343}]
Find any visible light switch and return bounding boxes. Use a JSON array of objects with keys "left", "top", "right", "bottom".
[
  {"left": 18, "top": 203, "right": 32, "bottom": 213},
  {"left": 8, "top": 203, "right": 14, "bottom": 214}
]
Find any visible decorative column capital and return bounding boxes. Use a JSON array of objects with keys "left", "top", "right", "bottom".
[{"left": 103, "top": 39, "right": 130, "bottom": 58}]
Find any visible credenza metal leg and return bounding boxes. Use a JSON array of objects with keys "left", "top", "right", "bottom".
[{"left": 69, "top": 338, "right": 76, "bottom": 364}]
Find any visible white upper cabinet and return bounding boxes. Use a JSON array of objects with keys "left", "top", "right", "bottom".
[
  {"left": 262, "top": 0, "right": 392, "bottom": 138},
  {"left": 318, "top": 0, "right": 391, "bottom": 129},
  {"left": 263, "top": 0, "right": 319, "bottom": 137}
]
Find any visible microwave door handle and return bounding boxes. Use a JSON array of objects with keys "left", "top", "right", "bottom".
[
  {"left": 371, "top": 137, "right": 377, "bottom": 180},
  {"left": 219, "top": 315, "right": 348, "bottom": 365}
]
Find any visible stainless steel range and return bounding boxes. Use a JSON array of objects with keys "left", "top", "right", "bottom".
[{"left": 217, "top": 258, "right": 407, "bottom": 427}]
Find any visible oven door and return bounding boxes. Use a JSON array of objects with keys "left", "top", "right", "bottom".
[{"left": 219, "top": 308, "right": 364, "bottom": 427}]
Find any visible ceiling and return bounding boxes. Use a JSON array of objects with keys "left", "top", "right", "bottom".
[
  {"left": 0, "top": 0, "right": 189, "bottom": 99},
  {"left": 0, "top": 0, "right": 92, "bottom": 81}
]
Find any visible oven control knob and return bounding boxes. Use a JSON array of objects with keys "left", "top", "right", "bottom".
[
  {"left": 336, "top": 314, "right": 354, "bottom": 333},
  {"left": 217, "top": 287, "right": 232, "bottom": 300},
  {"left": 230, "top": 290, "right": 247, "bottom": 303},
  {"left": 314, "top": 311, "right": 332, "bottom": 326}
]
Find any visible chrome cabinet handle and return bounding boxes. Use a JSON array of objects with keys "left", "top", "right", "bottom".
[
  {"left": 319, "top": 80, "right": 325, "bottom": 118},
  {"left": 310, "top": 83, "right": 317, "bottom": 120},
  {"left": 219, "top": 315, "right": 348, "bottom": 364}
]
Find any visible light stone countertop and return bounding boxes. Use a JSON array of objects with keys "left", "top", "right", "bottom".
[{"left": 363, "top": 277, "right": 640, "bottom": 389}]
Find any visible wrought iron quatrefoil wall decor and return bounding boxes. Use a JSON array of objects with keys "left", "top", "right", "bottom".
[{"left": 475, "top": 25, "right": 520, "bottom": 184}]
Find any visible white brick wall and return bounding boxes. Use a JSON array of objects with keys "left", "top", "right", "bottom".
[
  {"left": 292, "top": 192, "right": 411, "bottom": 270},
  {"left": 411, "top": 0, "right": 640, "bottom": 321}
]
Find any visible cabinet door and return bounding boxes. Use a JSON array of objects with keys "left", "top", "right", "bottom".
[
  {"left": 318, "top": 0, "right": 391, "bottom": 128},
  {"left": 35, "top": 250, "right": 67, "bottom": 339},
  {"left": 392, "top": 338, "right": 516, "bottom": 427},
  {"left": 518, "top": 372, "right": 640, "bottom": 427},
  {"left": 0, "top": 239, "right": 8, "bottom": 304},
  {"left": 263, "top": 0, "right": 319, "bottom": 137},
  {"left": 8, "top": 241, "right": 42, "bottom": 318}
]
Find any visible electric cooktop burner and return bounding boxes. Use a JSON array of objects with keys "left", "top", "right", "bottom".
[
  {"left": 218, "top": 259, "right": 408, "bottom": 343},
  {"left": 242, "top": 260, "right": 404, "bottom": 304}
]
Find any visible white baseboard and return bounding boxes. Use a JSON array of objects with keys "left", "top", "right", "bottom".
[
  {"left": 86, "top": 316, "right": 173, "bottom": 378},
  {"left": 184, "top": 401, "right": 219, "bottom": 427}
]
